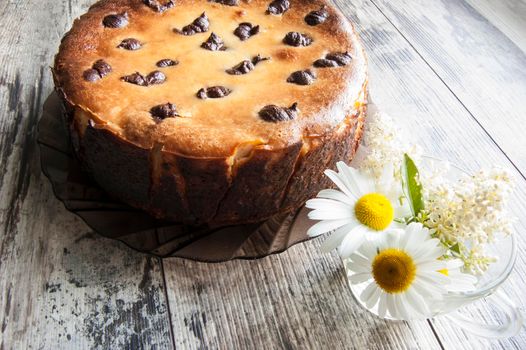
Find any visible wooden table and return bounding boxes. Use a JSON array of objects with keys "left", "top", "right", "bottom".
[{"left": 1, "top": 0, "right": 525, "bottom": 348}]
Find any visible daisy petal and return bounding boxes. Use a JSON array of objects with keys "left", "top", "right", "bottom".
[
  {"left": 359, "top": 281, "right": 377, "bottom": 304},
  {"left": 397, "top": 294, "right": 411, "bottom": 320},
  {"left": 447, "top": 278, "right": 477, "bottom": 292},
  {"left": 413, "top": 279, "right": 443, "bottom": 300},
  {"left": 364, "top": 227, "right": 382, "bottom": 242},
  {"left": 405, "top": 287, "right": 430, "bottom": 317},
  {"left": 404, "top": 231, "right": 427, "bottom": 254},
  {"left": 412, "top": 240, "right": 443, "bottom": 261},
  {"left": 307, "top": 219, "right": 350, "bottom": 237},
  {"left": 455, "top": 283, "right": 477, "bottom": 292},
  {"left": 308, "top": 207, "right": 354, "bottom": 221},
  {"left": 365, "top": 285, "right": 381, "bottom": 309},
  {"left": 348, "top": 272, "right": 372, "bottom": 284},
  {"left": 338, "top": 226, "right": 367, "bottom": 258},
  {"left": 385, "top": 230, "right": 400, "bottom": 248},
  {"left": 359, "top": 239, "right": 379, "bottom": 258},
  {"left": 455, "top": 273, "right": 478, "bottom": 285},
  {"left": 320, "top": 223, "right": 357, "bottom": 253},
  {"left": 417, "top": 260, "right": 447, "bottom": 272},
  {"left": 399, "top": 226, "right": 412, "bottom": 250},
  {"left": 378, "top": 293, "right": 388, "bottom": 318},
  {"left": 346, "top": 260, "right": 369, "bottom": 274},
  {"left": 394, "top": 294, "right": 408, "bottom": 320},
  {"left": 418, "top": 271, "right": 449, "bottom": 285},
  {"left": 317, "top": 189, "right": 355, "bottom": 205},
  {"left": 348, "top": 253, "right": 371, "bottom": 271},
  {"left": 336, "top": 162, "right": 366, "bottom": 198},
  {"left": 413, "top": 248, "right": 445, "bottom": 265},
  {"left": 324, "top": 169, "right": 356, "bottom": 199},
  {"left": 305, "top": 198, "right": 352, "bottom": 211},
  {"left": 346, "top": 165, "right": 376, "bottom": 196},
  {"left": 386, "top": 294, "right": 398, "bottom": 319}
]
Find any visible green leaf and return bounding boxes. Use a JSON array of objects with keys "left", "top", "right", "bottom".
[
  {"left": 402, "top": 154, "right": 425, "bottom": 217},
  {"left": 450, "top": 243, "right": 461, "bottom": 255}
]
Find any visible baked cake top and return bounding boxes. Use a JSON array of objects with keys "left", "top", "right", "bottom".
[{"left": 54, "top": 0, "right": 367, "bottom": 157}]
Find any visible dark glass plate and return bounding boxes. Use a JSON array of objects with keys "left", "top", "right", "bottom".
[{"left": 37, "top": 93, "right": 312, "bottom": 262}]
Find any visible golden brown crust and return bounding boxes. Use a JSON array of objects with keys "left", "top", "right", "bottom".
[
  {"left": 54, "top": 0, "right": 367, "bottom": 156},
  {"left": 53, "top": 0, "right": 369, "bottom": 226},
  {"left": 68, "top": 97, "right": 367, "bottom": 226}
]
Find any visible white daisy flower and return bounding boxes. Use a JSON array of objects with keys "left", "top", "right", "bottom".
[
  {"left": 346, "top": 223, "right": 449, "bottom": 320},
  {"left": 440, "top": 259, "right": 478, "bottom": 293},
  {"left": 306, "top": 161, "right": 410, "bottom": 258}
]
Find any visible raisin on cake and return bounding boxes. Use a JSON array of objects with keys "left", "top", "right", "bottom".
[{"left": 53, "top": 0, "right": 368, "bottom": 226}]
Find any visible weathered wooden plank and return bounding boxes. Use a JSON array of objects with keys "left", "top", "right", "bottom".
[
  {"left": 164, "top": 240, "right": 442, "bottom": 349},
  {"left": 164, "top": 0, "right": 526, "bottom": 347},
  {"left": 371, "top": 0, "right": 526, "bottom": 174},
  {"left": 465, "top": 0, "right": 526, "bottom": 54},
  {"left": 345, "top": 0, "right": 526, "bottom": 348},
  {"left": 0, "top": 0, "right": 174, "bottom": 348},
  {"left": 2, "top": 0, "right": 526, "bottom": 348},
  {"left": 365, "top": 0, "right": 526, "bottom": 348}
]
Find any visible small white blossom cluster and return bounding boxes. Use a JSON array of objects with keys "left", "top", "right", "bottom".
[
  {"left": 421, "top": 168, "right": 515, "bottom": 274},
  {"left": 351, "top": 106, "right": 515, "bottom": 276},
  {"left": 354, "top": 107, "right": 421, "bottom": 181}
]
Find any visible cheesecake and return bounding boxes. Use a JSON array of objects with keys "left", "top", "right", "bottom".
[{"left": 53, "top": 0, "right": 368, "bottom": 226}]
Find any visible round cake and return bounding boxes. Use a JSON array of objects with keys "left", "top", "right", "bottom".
[{"left": 53, "top": 0, "right": 368, "bottom": 227}]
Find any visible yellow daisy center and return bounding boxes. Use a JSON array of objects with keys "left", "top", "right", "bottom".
[
  {"left": 354, "top": 193, "right": 394, "bottom": 231},
  {"left": 372, "top": 248, "right": 416, "bottom": 294},
  {"left": 438, "top": 268, "right": 449, "bottom": 276}
]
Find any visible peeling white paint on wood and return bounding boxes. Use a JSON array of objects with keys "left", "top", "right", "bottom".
[
  {"left": 0, "top": 0, "right": 173, "bottom": 348},
  {"left": 0, "top": 0, "right": 525, "bottom": 348}
]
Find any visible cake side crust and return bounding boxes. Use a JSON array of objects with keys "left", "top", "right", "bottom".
[{"left": 62, "top": 85, "right": 367, "bottom": 226}]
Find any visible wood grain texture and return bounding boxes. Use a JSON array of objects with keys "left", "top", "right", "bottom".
[
  {"left": 163, "top": 240, "right": 442, "bottom": 349},
  {"left": 465, "top": 0, "right": 526, "bottom": 54},
  {"left": 363, "top": 0, "right": 526, "bottom": 348},
  {"left": 335, "top": 0, "right": 526, "bottom": 348},
  {"left": 162, "top": 0, "right": 521, "bottom": 345},
  {"left": 1, "top": 0, "right": 526, "bottom": 349},
  {"left": 0, "top": 1, "right": 173, "bottom": 349},
  {"left": 371, "top": 0, "right": 526, "bottom": 174}
]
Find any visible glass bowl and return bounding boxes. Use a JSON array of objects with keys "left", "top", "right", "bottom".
[{"left": 344, "top": 156, "right": 523, "bottom": 339}]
